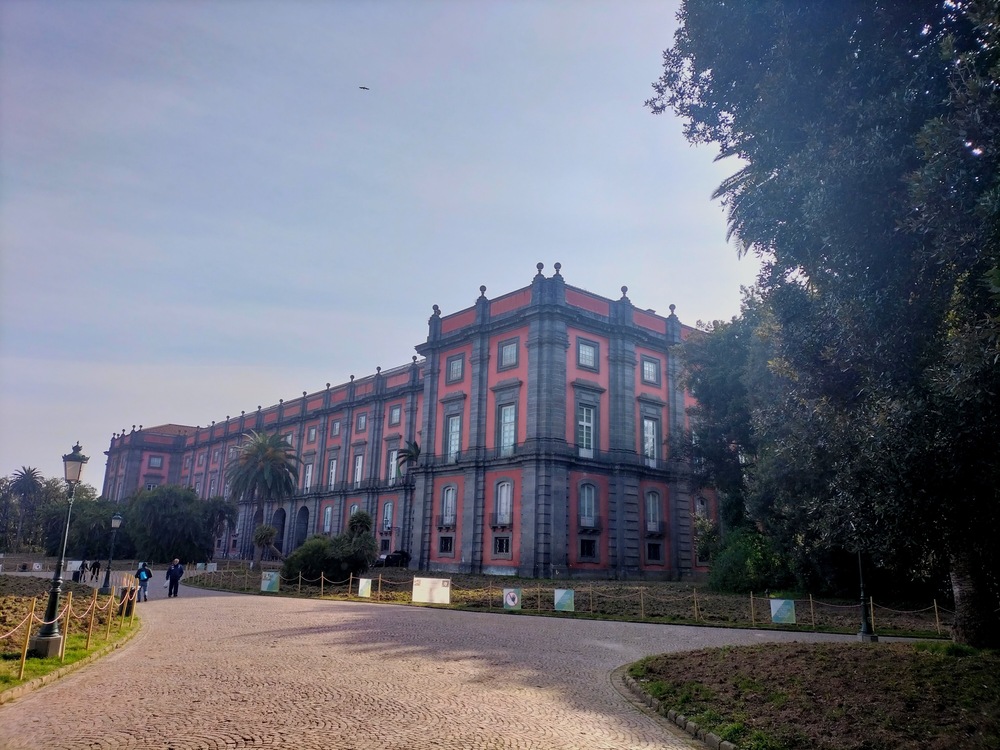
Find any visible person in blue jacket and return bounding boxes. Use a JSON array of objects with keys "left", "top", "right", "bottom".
[
  {"left": 165, "top": 559, "right": 184, "bottom": 598},
  {"left": 135, "top": 562, "right": 152, "bottom": 602}
]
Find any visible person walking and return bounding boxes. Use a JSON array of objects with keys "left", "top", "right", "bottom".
[
  {"left": 135, "top": 562, "right": 152, "bottom": 602},
  {"left": 165, "top": 559, "right": 184, "bottom": 598},
  {"left": 89, "top": 559, "right": 101, "bottom": 582}
]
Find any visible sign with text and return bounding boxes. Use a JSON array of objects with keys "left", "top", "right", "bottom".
[
  {"left": 260, "top": 571, "right": 280, "bottom": 593},
  {"left": 554, "top": 589, "right": 575, "bottom": 612},
  {"left": 769, "top": 598, "right": 796, "bottom": 624},
  {"left": 358, "top": 578, "right": 372, "bottom": 598},
  {"left": 412, "top": 577, "right": 451, "bottom": 604}
]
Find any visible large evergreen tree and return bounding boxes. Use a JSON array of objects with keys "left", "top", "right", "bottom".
[
  {"left": 651, "top": 0, "right": 1000, "bottom": 645},
  {"left": 226, "top": 430, "right": 299, "bottom": 556}
]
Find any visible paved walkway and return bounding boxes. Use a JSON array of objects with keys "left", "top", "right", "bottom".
[{"left": 0, "top": 578, "right": 855, "bottom": 750}]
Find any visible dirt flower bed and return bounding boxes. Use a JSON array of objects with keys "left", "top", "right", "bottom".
[
  {"left": 0, "top": 575, "right": 113, "bottom": 654},
  {"left": 629, "top": 642, "right": 1000, "bottom": 750}
]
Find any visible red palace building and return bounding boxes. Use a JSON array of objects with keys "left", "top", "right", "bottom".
[{"left": 103, "top": 264, "right": 716, "bottom": 579}]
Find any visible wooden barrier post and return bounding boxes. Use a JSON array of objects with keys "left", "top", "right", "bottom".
[
  {"left": 378, "top": 574, "right": 383, "bottom": 601},
  {"left": 298, "top": 572, "right": 302, "bottom": 595},
  {"left": 693, "top": 588, "right": 700, "bottom": 622},
  {"left": 320, "top": 572, "right": 325, "bottom": 598},
  {"left": 869, "top": 596, "right": 876, "bottom": 632},
  {"left": 590, "top": 585, "right": 594, "bottom": 614},
  {"left": 350, "top": 573, "right": 354, "bottom": 596},
  {"left": 18, "top": 598, "right": 37, "bottom": 680},
  {"left": 244, "top": 568, "right": 249, "bottom": 590},
  {"left": 60, "top": 591, "right": 73, "bottom": 661},
  {"left": 750, "top": 592, "right": 756, "bottom": 626},
  {"left": 86, "top": 588, "right": 98, "bottom": 650},
  {"left": 809, "top": 594, "right": 816, "bottom": 629},
  {"left": 105, "top": 588, "right": 115, "bottom": 641},
  {"left": 934, "top": 599, "right": 941, "bottom": 635},
  {"left": 639, "top": 588, "right": 645, "bottom": 620},
  {"left": 537, "top": 584, "right": 541, "bottom": 611},
  {"left": 129, "top": 587, "right": 138, "bottom": 627},
  {"left": 488, "top": 580, "right": 492, "bottom": 610}
]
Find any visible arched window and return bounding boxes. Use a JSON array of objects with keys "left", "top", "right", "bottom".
[
  {"left": 645, "top": 491, "right": 661, "bottom": 534},
  {"left": 382, "top": 501, "right": 393, "bottom": 531},
  {"left": 323, "top": 506, "right": 332, "bottom": 533},
  {"left": 441, "top": 486, "right": 457, "bottom": 526},
  {"left": 579, "top": 484, "right": 597, "bottom": 528},
  {"left": 349, "top": 503, "right": 359, "bottom": 516},
  {"left": 495, "top": 481, "right": 513, "bottom": 525},
  {"left": 696, "top": 497, "right": 708, "bottom": 518}
]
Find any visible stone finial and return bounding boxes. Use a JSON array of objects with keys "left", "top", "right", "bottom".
[
  {"left": 131, "top": 425, "right": 136, "bottom": 432},
  {"left": 226, "top": 416, "right": 230, "bottom": 421},
  {"left": 326, "top": 383, "right": 330, "bottom": 389},
  {"left": 241, "top": 410, "right": 245, "bottom": 416},
  {"left": 669, "top": 303, "right": 677, "bottom": 315},
  {"left": 553, "top": 262, "right": 561, "bottom": 275},
  {"left": 279, "top": 399, "right": 283, "bottom": 404},
  {"left": 412, "top": 355, "right": 418, "bottom": 363},
  {"left": 376, "top": 366, "right": 382, "bottom": 374},
  {"left": 350, "top": 375, "right": 355, "bottom": 382},
  {"left": 432, "top": 304, "right": 440, "bottom": 316},
  {"left": 479, "top": 285, "right": 487, "bottom": 298},
  {"left": 257, "top": 406, "right": 261, "bottom": 411},
  {"left": 211, "top": 421, "right": 215, "bottom": 426},
  {"left": 139, "top": 425, "right": 143, "bottom": 430},
  {"left": 535, "top": 262, "right": 544, "bottom": 277}
]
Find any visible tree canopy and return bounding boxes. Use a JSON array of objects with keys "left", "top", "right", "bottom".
[
  {"left": 651, "top": 0, "right": 1000, "bottom": 645},
  {"left": 225, "top": 430, "right": 300, "bottom": 508}
]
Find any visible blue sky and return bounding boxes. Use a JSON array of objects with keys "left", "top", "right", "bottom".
[{"left": 0, "top": 0, "right": 757, "bottom": 488}]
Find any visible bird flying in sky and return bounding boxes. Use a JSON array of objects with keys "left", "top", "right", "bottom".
[{"left": 359, "top": 86, "right": 369, "bottom": 90}]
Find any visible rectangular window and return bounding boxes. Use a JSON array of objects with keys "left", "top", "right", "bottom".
[
  {"left": 195, "top": 480, "right": 202, "bottom": 494},
  {"left": 323, "top": 506, "right": 332, "bottom": 533},
  {"left": 446, "top": 354, "right": 464, "bottom": 383},
  {"left": 184, "top": 456, "right": 192, "bottom": 470},
  {"left": 387, "top": 449, "right": 399, "bottom": 485},
  {"left": 228, "top": 446, "right": 238, "bottom": 459},
  {"left": 328, "top": 458, "right": 338, "bottom": 489},
  {"left": 447, "top": 414, "right": 461, "bottom": 462},
  {"left": 303, "top": 463, "right": 313, "bottom": 492},
  {"left": 213, "top": 449, "right": 221, "bottom": 463},
  {"left": 642, "top": 356, "right": 661, "bottom": 385},
  {"left": 353, "top": 454, "right": 364, "bottom": 487},
  {"left": 643, "top": 417, "right": 658, "bottom": 468},
  {"left": 499, "top": 403, "right": 516, "bottom": 456},
  {"left": 439, "top": 535, "right": 454, "bottom": 555},
  {"left": 145, "top": 482, "right": 158, "bottom": 492},
  {"left": 283, "top": 432, "right": 294, "bottom": 448},
  {"left": 148, "top": 455, "right": 163, "bottom": 469},
  {"left": 579, "top": 539, "right": 597, "bottom": 559},
  {"left": 307, "top": 426, "right": 317, "bottom": 443},
  {"left": 647, "top": 542, "right": 662, "bottom": 562},
  {"left": 577, "top": 404, "right": 594, "bottom": 458},
  {"left": 197, "top": 453, "right": 206, "bottom": 467},
  {"left": 493, "top": 535, "right": 511, "bottom": 557},
  {"left": 209, "top": 477, "right": 217, "bottom": 496},
  {"left": 388, "top": 404, "right": 402, "bottom": 426},
  {"left": 577, "top": 339, "right": 598, "bottom": 370},
  {"left": 382, "top": 501, "right": 393, "bottom": 531},
  {"left": 356, "top": 414, "right": 367, "bottom": 432},
  {"left": 498, "top": 338, "right": 518, "bottom": 370},
  {"left": 330, "top": 420, "right": 341, "bottom": 437}
]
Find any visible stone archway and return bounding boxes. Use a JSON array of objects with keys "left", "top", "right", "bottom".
[
  {"left": 293, "top": 506, "right": 310, "bottom": 550},
  {"left": 270, "top": 507, "right": 287, "bottom": 553}
]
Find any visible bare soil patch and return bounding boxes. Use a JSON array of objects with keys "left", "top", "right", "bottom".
[{"left": 629, "top": 642, "right": 1000, "bottom": 750}]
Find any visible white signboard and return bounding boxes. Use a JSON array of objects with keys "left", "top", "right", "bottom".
[
  {"left": 412, "top": 577, "right": 451, "bottom": 604},
  {"left": 206, "top": 563, "right": 218, "bottom": 573},
  {"left": 358, "top": 578, "right": 372, "bottom": 598}
]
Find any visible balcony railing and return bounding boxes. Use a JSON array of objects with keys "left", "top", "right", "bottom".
[
  {"left": 490, "top": 512, "right": 513, "bottom": 529},
  {"left": 645, "top": 520, "right": 664, "bottom": 537},
  {"left": 578, "top": 516, "right": 602, "bottom": 534},
  {"left": 436, "top": 514, "right": 457, "bottom": 529}
]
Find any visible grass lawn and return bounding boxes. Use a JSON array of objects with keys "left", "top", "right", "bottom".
[
  {"left": 629, "top": 641, "right": 1000, "bottom": 750},
  {"left": 0, "top": 575, "right": 139, "bottom": 694}
]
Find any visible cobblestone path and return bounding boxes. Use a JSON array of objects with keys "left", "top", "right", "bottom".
[{"left": 0, "top": 580, "right": 853, "bottom": 749}]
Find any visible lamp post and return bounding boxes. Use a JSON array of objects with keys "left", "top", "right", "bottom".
[
  {"left": 857, "top": 550, "right": 878, "bottom": 642},
  {"left": 31, "top": 443, "right": 88, "bottom": 658},
  {"left": 98, "top": 513, "right": 124, "bottom": 596}
]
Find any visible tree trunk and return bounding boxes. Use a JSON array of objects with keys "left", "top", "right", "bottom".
[{"left": 949, "top": 548, "right": 1000, "bottom": 648}]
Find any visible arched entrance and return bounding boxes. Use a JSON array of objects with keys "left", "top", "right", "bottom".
[
  {"left": 270, "top": 508, "right": 287, "bottom": 553},
  {"left": 294, "top": 506, "right": 310, "bottom": 549}
]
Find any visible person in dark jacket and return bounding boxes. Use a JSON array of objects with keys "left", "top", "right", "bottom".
[
  {"left": 165, "top": 559, "right": 184, "bottom": 598},
  {"left": 135, "top": 562, "right": 152, "bottom": 602},
  {"left": 89, "top": 559, "right": 101, "bottom": 581}
]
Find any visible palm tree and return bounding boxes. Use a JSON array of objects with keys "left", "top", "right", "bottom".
[
  {"left": 252, "top": 524, "right": 285, "bottom": 563},
  {"left": 11, "top": 467, "right": 43, "bottom": 552},
  {"left": 396, "top": 441, "right": 421, "bottom": 474},
  {"left": 226, "top": 431, "right": 299, "bottom": 559}
]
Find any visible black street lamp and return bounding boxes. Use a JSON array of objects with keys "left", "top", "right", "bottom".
[
  {"left": 31, "top": 443, "right": 88, "bottom": 658},
  {"left": 98, "top": 512, "right": 124, "bottom": 596},
  {"left": 857, "top": 550, "right": 878, "bottom": 642}
]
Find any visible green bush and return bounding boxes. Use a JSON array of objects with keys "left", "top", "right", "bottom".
[
  {"left": 281, "top": 511, "right": 378, "bottom": 583},
  {"left": 709, "top": 528, "right": 789, "bottom": 593}
]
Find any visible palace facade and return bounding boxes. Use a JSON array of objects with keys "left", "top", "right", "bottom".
[{"left": 103, "top": 264, "right": 715, "bottom": 579}]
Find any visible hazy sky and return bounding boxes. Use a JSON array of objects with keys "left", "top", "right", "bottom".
[{"left": 1, "top": 0, "right": 757, "bottom": 489}]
